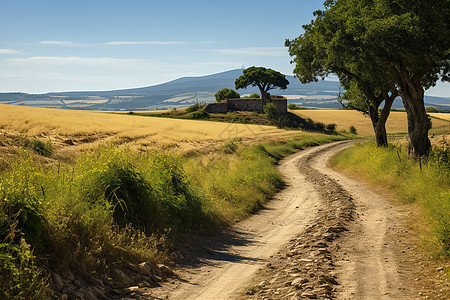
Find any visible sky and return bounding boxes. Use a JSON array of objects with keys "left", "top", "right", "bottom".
[{"left": 0, "top": 0, "right": 448, "bottom": 97}]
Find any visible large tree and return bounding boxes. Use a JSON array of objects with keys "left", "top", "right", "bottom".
[
  {"left": 285, "top": 2, "right": 398, "bottom": 147},
  {"left": 235, "top": 67, "right": 289, "bottom": 106},
  {"left": 287, "top": 0, "right": 449, "bottom": 156}
]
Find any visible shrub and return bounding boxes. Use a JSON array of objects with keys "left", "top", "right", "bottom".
[
  {"left": 0, "top": 156, "right": 45, "bottom": 248},
  {"left": 349, "top": 125, "right": 357, "bottom": 135},
  {"left": 326, "top": 123, "right": 337, "bottom": 133},
  {"left": 426, "top": 106, "right": 440, "bottom": 113},
  {"left": 215, "top": 88, "right": 240, "bottom": 102},
  {"left": 185, "top": 103, "right": 203, "bottom": 113},
  {"left": 189, "top": 109, "right": 210, "bottom": 120},
  {"left": 264, "top": 103, "right": 279, "bottom": 120},
  {"left": 0, "top": 239, "right": 50, "bottom": 299},
  {"left": 248, "top": 93, "right": 260, "bottom": 98},
  {"left": 315, "top": 122, "right": 325, "bottom": 131},
  {"left": 288, "top": 103, "right": 298, "bottom": 110}
]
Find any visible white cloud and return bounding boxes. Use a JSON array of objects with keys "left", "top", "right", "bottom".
[
  {"left": 39, "top": 41, "right": 82, "bottom": 46},
  {"left": 0, "top": 49, "right": 21, "bottom": 54},
  {"left": 7, "top": 56, "right": 157, "bottom": 69},
  {"left": 213, "top": 47, "right": 287, "bottom": 57},
  {"left": 105, "top": 41, "right": 186, "bottom": 45}
]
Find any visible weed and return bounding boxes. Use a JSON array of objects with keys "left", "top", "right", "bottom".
[{"left": 26, "top": 139, "right": 53, "bottom": 157}]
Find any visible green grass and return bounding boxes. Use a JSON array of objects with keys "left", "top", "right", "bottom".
[
  {"left": 0, "top": 133, "right": 348, "bottom": 298},
  {"left": 184, "top": 133, "right": 347, "bottom": 222},
  {"left": 332, "top": 142, "right": 449, "bottom": 257}
]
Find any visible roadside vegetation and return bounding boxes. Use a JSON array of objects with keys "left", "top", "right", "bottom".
[
  {"left": 332, "top": 142, "right": 449, "bottom": 258},
  {"left": 0, "top": 130, "right": 346, "bottom": 299}
]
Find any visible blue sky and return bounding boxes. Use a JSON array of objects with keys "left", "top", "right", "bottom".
[{"left": 0, "top": 0, "right": 448, "bottom": 97}]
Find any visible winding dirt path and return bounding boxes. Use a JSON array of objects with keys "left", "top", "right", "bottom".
[{"left": 144, "top": 141, "right": 442, "bottom": 300}]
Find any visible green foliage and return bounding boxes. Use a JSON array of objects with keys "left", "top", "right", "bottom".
[
  {"left": 264, "top": 103, "right": 280, "bottom": 120},
  {"left": 76, "top": 146, "right": 209, "bottom": 234},
  {"left": 0, "top": 155, "right": 45, "bottom": 249},
  {"left": 349, "top": 126, "right": 357, "bottom": 135},
  {"left": 248, "top": 93, "right": 260, "bottom": 98},
  {"left": 26, "top": 139, "right": 53, "bottom": 157},
  {"left": 0, "top": 134, "right": 348, "bottom": 296},
  {"left": 426, "top": 106, "right": 440, "bottom": 113},
  {"left": 0, "top": 239, "right": 50, "bottom": 299},
  {"left": 235, "top": 67, "right": 289, "bottom": 102},
  {"left": 221, "top": 139, "right": 240, "bottom": 154},
  {"left": 188, "top": 109, "right": 210, "bottom": 119},
  {"left": 185, "top": 134, "right": 346, "bottom": 221},
  {"left": 215, "top": 88, "right": 240, "bottom": 102},
  {"left": 185, "top": 103, "right": 203, "bottom": 113},
  {"left": 332, "top": 142, "right": 450, "bottom": 257},
  {"left": 288, "top": 103, "right": 298, "bottom": 110},
  {"left": 286, "top": 0, "right": 450, "bottom": 155},
  {"left": 326, "top": 123, "right": 337, "bottom": 133}
]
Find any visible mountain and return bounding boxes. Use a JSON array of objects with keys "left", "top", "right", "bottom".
[{"left": 0, "top": 69, "right": 448, "bottom": 110}]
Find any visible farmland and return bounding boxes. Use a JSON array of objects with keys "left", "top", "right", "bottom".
[{"left": 293, "top": 109, "right": 450, "bottom": 136}]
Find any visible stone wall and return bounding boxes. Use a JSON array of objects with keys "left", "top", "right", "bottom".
[
  {"left": 227, "top": 98, "right": 264, "bottom": 113},
  {"left": 204, "top": 102, "right": 227, "bottom": 113},
  {"left": 203, "top": 96, "right": 287, "bottom": 114}
]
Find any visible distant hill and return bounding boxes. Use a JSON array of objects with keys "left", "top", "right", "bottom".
[{"left": 0, "top": 69, "right": 448, "bottom": 110}]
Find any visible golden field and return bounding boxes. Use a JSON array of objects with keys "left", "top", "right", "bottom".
[
  {"left": 0, "top": 104, "right": 297, "bottom": 156},
  {"left": 293, "top": 110, "right": 450, "bottom": 136}
]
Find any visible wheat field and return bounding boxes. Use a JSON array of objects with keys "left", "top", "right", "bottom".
[
  {"left": 293, "top": 110, "right": 450, "bottom": 136},
  {"left": 0, "top": 105, "right": 297, "bottom": 155}
]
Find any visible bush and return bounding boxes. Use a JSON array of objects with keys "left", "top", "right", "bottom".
[
  {"left": 0, "top": 156, "right": 45, "bottom": 248},
  {"left": 185, "top": 103, "right": 203, "bottom": 113},
  {"left": 248, "top": 93, "right": 260, "bottom": 98},
  {"left": 76, "top": 146, "right": 208, "bottom": 234},
  {"left": 189, "top": 109, "right": 210, "bottom": 120},
  {"left": 349, "top": 125, "right": 357, "bottom": 135},
  {"left": 264, "top": 103, "right": 279, "bottom": 120},
  {"left": 426, "top": 106, "right": 440, "bottom": 113},
  {"left": 0, "top": 239, "right": 50, "bottom": 299},
  {"left": 326, "top": 123, "right": 337, "bottom": 133},
  {"left": 215, "top": 88, "right": 240, "bottom": 102},
  {"left": 288, "top": 103, "right": 298, "bottom": 110}
]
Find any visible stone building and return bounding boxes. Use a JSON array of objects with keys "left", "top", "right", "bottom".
[{"left": 204, "top": 96, "right": 287, "bottom": 114}]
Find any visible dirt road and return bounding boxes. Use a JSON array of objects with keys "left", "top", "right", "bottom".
[{"left": 145, "top": 141, "right": 444, "bottom": 299}]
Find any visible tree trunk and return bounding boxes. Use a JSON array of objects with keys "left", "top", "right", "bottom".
[
  {"left": 399, "top": 83, "right": 431, "bottom": 157},
  {"left": 261, "top": 91, "right": 271, "bottom": 107}
]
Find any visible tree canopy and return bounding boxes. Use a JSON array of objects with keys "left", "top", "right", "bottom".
[
  {"left": 214, "top": 88, "right": 240, "bottom": 102},
  {"left": 286, "top": 0, "right": 450, "bottom": 156},
  {"left": 235, "top": 67, "right": 289, "bottom": 105}
]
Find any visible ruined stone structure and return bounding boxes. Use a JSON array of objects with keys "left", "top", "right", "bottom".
[{"left": 204, "top": 96, "right": 287, "bottom": 114}]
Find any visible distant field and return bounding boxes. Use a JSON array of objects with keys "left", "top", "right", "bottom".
[
  {"left": 0, "top": 104, "right": 297, "bottom": 155},
  {"left": 293, "top": 110, "right": 450, "bottom": 136}
]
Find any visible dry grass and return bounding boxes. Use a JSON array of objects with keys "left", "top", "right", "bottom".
[
  {"left": 0, "top": 105, "right": 297, "bottom": 155},
  {"left": 429, "top": 113, "right": 450, "bottom": 121},
  {"left": 293, "top": 110, "right": 450, "bottom": 136}
]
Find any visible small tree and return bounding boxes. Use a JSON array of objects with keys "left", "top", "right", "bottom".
[
  {"left": 235, "top": 67, "right": 289, "bottom": 106},
  {"left": 249, "top": 93, "right": 260, "bottom": 98},
  {"left": 215, "top": 88, "right": 240, "bottom": 102}
]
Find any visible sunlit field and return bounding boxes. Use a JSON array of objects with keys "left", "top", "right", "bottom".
[
  {"left": 0, "top": 104, "right": 297, "bottom": 155},
  {"left": 292, "top": 110, "right": 450, "bottom": 136}
]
